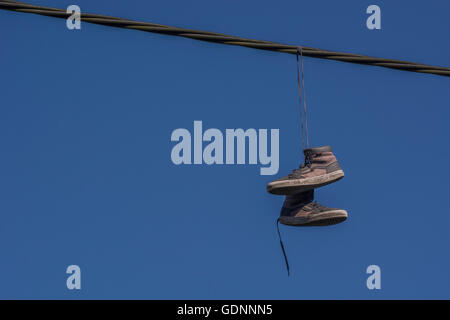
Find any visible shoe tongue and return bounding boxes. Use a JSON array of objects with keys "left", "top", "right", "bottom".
[
  {"left": 304, "top": 190, "right": 314, "bottom": 203},
  {"left": 284, "top": 190, "right": 314, "bottom": 206},
  {"left": 303, "top": 149, "right": 312, "bottom": 158}
]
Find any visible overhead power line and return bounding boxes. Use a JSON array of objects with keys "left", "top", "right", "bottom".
[{"left": 1, "top": 0, "right": 449, "bottom": 77}]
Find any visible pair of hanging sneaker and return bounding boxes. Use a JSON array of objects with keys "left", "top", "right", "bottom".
[{"left": 267, "top": 145, "right": 347, "bottom": 226}]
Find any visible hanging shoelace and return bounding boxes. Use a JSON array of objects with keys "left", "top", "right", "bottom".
[
  {"left": 296, "top": 46, "right": 310, "bottom": 150},
  {"left": 276, "top": 47, "right": 310, "bottom": 276},
  {"left": 277, "top": 218, "right": 290, "bottom": 276}
]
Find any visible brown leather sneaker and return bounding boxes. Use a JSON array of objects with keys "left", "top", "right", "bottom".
[
  {"left": 278, "top": 190, "right": 347, "bottom": 226},
  {"left": 267, "top": 145, "right": 344, "bottom": 195}
]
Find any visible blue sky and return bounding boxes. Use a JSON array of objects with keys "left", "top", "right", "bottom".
[{"left": 1, "top": 0, "right": 449, "bottom": 299}]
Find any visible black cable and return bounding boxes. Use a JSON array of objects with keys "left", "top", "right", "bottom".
[{"left": 1, "top": 0, "right": 449, "bottom": 77}]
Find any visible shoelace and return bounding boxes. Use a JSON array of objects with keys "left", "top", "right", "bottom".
[
  {"left": 276, "top": 218, "right": 290, "bottom": 276},
  {"left": 297, "top": 46, "right": 309, "bottom": 150},
  {"left": 288, "top": 153, "right": 313, "bottom": 178},
  {"left": 305, "top": 201, "right": 327, "bottom": 212},
  {"left": 277, "top": 47, "right": 311, "bottom": 277}
]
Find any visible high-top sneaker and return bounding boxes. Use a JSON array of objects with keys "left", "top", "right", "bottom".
[
  {"left": 276, "top": 190, "right": 348, "bottom": 275},
  {"left": 267, "top": 145, "right": 344, "bottom": 195},
  {"left": 278, "top": 190, "right": 348, "bottom": 226}
]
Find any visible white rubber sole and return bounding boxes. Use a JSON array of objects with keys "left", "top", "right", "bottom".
[{"left": 267, "top": 170, "right": 344, "bottom": 195}]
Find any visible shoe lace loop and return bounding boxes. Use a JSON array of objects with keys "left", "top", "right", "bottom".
[
  {"left": 288, "top": 153, "right": 313, "bottom": 178},
  {"left": 306, "top": 201, "right": 328, "bottom": 212}
]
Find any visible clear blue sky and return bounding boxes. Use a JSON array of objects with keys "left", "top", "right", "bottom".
[{"left": 1, "top": 0, "right": 449, "bottom": 299}]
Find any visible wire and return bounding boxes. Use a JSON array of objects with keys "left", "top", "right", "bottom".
[{"left": 1, "top": 0, "right": 449, "bottom": 77}]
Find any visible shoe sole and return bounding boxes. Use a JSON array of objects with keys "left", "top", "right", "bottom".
[
  {"left": 278, "top": 210, "right": 348, "bottom": 227},
  {"left": 267, "top": 170, "right": 344, "bottom": 195}
]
